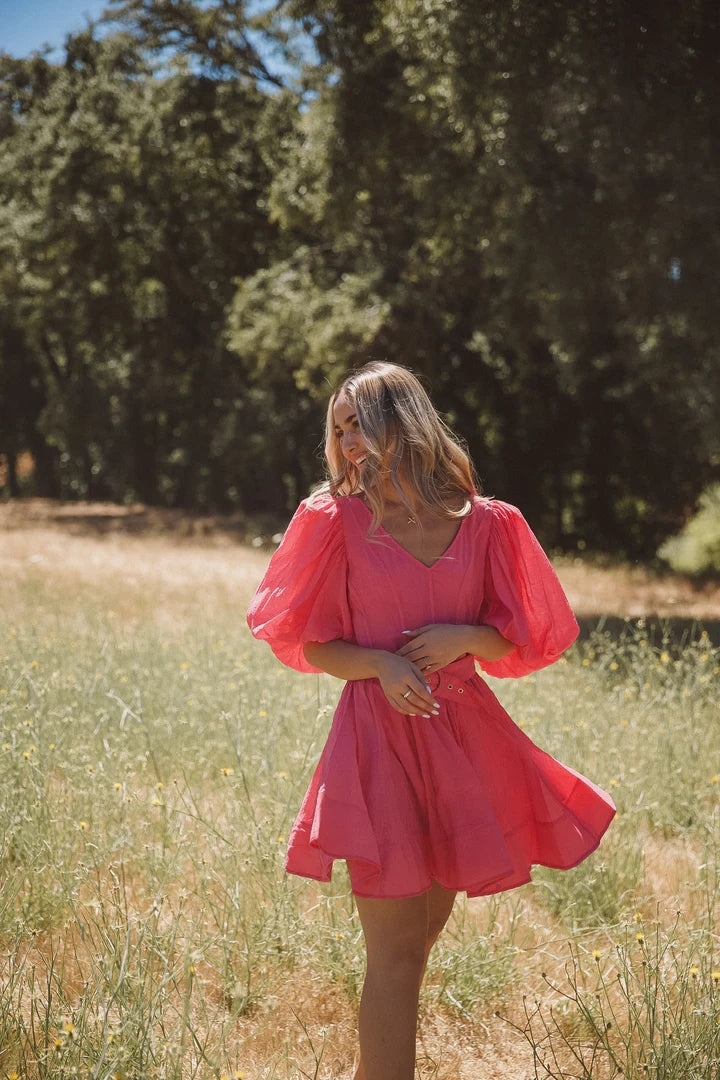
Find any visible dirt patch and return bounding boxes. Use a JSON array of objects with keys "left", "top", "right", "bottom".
[{"left": 0, "top": 497, "right": 283, "bottom": 546}]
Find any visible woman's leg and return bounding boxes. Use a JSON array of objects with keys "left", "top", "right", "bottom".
[
  {"left": 421, "top": 880, "right": 457, "bottom": 974},
  {"left": 352, "top": 883, "right": 456, "bottom": 1080}
]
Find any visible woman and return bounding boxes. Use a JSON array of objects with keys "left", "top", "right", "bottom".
[{"left": 247, "top": 362, "right": 615, "bottom": 1080}]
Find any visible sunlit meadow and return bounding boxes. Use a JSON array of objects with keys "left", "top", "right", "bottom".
[{"left": 0, "top": 525, "right": 718, "bottom": 1079}]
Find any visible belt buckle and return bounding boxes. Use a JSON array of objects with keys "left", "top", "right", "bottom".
[{"left": 426, "top": 670, "right": 441, "bottom": 693}]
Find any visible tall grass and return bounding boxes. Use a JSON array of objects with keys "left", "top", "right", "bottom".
[{"left": 0, "top": 534, "right": 718, "bottom": 1078}]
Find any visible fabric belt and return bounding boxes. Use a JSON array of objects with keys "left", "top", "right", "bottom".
[{"left": 425, "top": 653, "right": 478, "bottom": 701}]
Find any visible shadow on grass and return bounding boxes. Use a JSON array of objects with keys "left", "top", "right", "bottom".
[{"left": 577, "top": 614, "right": 720, "bottom": 648}]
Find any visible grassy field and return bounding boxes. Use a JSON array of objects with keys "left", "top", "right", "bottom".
[{"left": 0, "top": 521, "right": 719, "bottom": 1079}]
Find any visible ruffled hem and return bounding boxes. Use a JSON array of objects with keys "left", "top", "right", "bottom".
[
  {"left": 285, "top": 822, "right": 611, "bottom": 901},
  {"left": 284, "top": 672, "right": 616, "bottom": 900}
]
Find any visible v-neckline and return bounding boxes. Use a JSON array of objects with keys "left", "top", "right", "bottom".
[{"left": 353, "top": 497, "right": 470, "bottom": 570}]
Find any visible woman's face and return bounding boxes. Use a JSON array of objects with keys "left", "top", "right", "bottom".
[{"left": 332, "top": 391, "right": 368, "bottom": 470}]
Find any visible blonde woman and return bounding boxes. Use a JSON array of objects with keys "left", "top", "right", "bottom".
[{"left": 247, "top": 362, "right": 615, "bottom": 1080}]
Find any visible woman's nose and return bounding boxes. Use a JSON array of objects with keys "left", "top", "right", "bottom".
[{"left": 343, "top": 431, "right": 358, "bottom": 451}]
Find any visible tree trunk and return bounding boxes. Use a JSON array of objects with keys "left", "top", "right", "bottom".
[{"left": 2, "top": 452, "right": 19, "bottom": 497}]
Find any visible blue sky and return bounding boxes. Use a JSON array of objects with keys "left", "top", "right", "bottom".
[
  {"left": 0, "top": 1, "right": 307, "bottom": 83},
  {"left": 0, "top": 0, "right": 113, "bottom": 58}
]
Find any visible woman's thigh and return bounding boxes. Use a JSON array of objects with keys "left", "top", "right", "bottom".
[
  {"left": 354, "top": 893, "right": 429, "bottom": 967},
  {"left": 354, "top": 883, "right": 456, "bottom": 965}
]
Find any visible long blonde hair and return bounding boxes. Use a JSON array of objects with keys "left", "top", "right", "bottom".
[{"left": 321, "top": 362, "right": 479, "bottom": 530}]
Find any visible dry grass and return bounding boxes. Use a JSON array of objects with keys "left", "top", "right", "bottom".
[
  {"left": 1, "top": 505, "right": 719, "bottom": 1079},
  {"left": 556, "top": 557, "right": 720, "bottom": 620}
]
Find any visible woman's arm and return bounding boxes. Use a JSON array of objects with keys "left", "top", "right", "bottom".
[
  {"left": 303, "top": 639, "right": 441, "bottom": 717},
  {"left": 397, "top": 623, "right": 515, "bottom": 668}
]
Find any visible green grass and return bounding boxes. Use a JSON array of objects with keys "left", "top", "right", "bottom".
[{"left": 0, "top": 542, "right": 719, "bottom": 1078}]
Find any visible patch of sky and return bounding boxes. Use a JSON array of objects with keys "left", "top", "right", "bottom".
[{"left": 1, "top": 0, "right": 321, "bottom": 97}]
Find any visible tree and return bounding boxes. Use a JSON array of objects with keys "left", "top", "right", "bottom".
[
  {"left": 233, "top": 0, "right": 720, "bottom": 551},
  {"left": 2, "top": 0, "right": 718, "bottom": 553},
  {"left": 0, "top": 19, "right": 283, "bottom": 507}
]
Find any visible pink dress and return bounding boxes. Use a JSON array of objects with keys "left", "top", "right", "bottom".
[{"left": 247, "top": 492, "right": 615, "bottom": 899}]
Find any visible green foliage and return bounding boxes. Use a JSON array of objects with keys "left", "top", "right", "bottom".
[
  {"left": 1, "top": 0, "right": 718, "bottom": 551},
  {"left": 274, "top": 0, "right": 720, "bottom": 553},
  {"left": 0, "top": 24, "right": 281, "bottom": 508},
  {"left": 659, "top": 484, "right": 720, "bottom": 575}
]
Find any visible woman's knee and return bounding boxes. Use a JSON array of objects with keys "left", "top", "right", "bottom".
[
  {"left": 423, "top": 885, "right": 456, "bottom": 953},
  {"left": 357, "top": 895, "right": 429, "bottom": 975},
  {"left": 366, "top": 921, "right": 428, "bottom": 972}
]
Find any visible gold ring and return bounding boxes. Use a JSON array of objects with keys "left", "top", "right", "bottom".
[{"left": 402, "top": 689, "right": 412, "bottom": 699}]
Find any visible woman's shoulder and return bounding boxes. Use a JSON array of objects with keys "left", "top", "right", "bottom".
[
  {"left": 468, "top": 495, "right": 513, "bottom": 519},
  {"left": 274, "top": 489, "right": 346, "bottom": 558},
  {"left": 470, "top": 496, "right": 524, "bottom": 524},
  {"left": 303, "top": 487, "right": 368, "bottom": 520},
  {"left": 303, "top": 488, "right": 341, "bottom": 515}
]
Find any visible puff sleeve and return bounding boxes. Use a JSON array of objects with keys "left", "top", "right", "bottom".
[
  {"left": 246, "top": 493, "right": 353, "bottom": 674},
  {"left": 477, "top": 500, "right": 578, "bottom": 679}
]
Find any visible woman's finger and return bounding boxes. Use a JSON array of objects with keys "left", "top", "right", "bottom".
[
  {"left": 405, "top": 670, "right": 440, "bottom": 713},
  {"left": 397, "top": 638, "right": 428, "bottom": 660},
  {"left": 389, "top": 677, "right": 438, "bottom": 716}
]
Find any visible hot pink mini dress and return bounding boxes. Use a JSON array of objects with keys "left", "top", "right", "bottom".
[{"left": 247, "top": 492, "right": 615, "bottom": 899}]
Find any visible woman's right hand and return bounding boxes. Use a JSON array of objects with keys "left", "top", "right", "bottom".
[{"left": 373, "top": 651, "right": 440, "bottom": 717}]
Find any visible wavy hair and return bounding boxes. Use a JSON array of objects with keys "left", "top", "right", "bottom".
[{"left": 319, "top": 362, "right": 479, "bottom": 531}]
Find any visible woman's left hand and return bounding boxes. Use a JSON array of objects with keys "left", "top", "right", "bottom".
[{"left": 396, "top": 624, "right": 469, "bottom": 673}]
